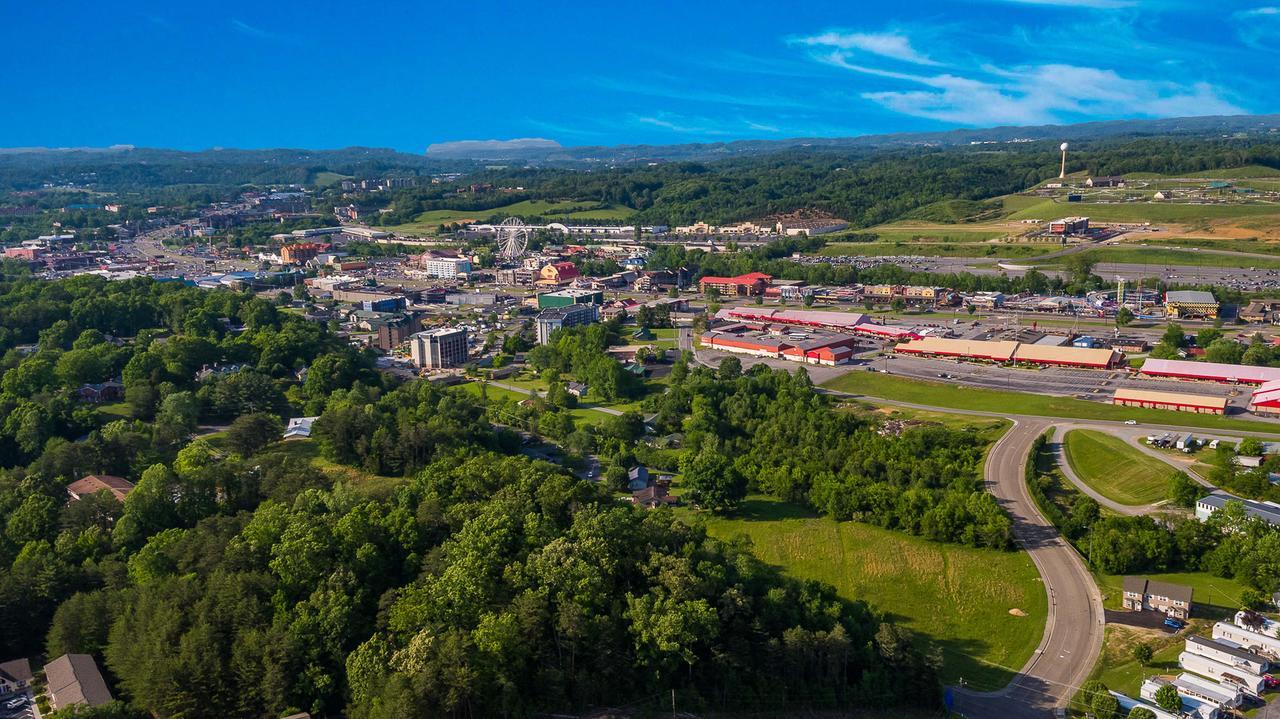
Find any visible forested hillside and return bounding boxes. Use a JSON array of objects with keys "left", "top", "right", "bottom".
[
  {"left": 376, "top": 137, "right": 1280, "bottom": 228},
  {"left": 0, "top": 270, "right": 949, "bottom": 718}
]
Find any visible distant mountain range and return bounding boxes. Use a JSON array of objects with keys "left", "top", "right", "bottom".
[{"left": 424, "top": 114, "right": 1280, "bottom": 164}]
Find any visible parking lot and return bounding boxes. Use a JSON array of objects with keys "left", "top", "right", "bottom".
[{"left": 0, "top": 692, "right": 35, "bottom": 719}]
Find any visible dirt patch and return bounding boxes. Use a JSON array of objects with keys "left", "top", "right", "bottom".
[{"left": 1008, "top": 608, "right": 1027, "bottom": 617}]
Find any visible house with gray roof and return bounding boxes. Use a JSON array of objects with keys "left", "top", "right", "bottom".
[
  {"left": 1123, "top": 576, "right": 1194, "bottom": 619},
  {"left": 44, "top": 654, "right": 113, "bottom": 710},
  {"left": 0, "top": 658, "right": 33, "bottom": 696}
]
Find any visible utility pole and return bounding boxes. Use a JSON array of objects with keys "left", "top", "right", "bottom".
[{"left": 671, "top": 688, "right": 676, "bottom": 718}]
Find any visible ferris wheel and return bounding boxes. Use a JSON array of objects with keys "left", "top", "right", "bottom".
[{"left": 495, "top": 217, "right": 529, "bottom": 260}]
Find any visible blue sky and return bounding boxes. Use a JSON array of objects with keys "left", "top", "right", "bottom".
[{"left": 1, "top": 0, "right": 1276, "bottom": 151}]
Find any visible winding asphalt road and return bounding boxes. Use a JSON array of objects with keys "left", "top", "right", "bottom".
[{"left": 952, "top": 418, "right": 1106, "bottom": 719}]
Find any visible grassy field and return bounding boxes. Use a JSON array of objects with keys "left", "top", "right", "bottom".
[
  {"left": 1182, "top": 165, "right": 1280, "bottom": 179},
  {"left": 97, "top": 401, "right": 133, "bottom": 419},
  {"left": 1141, "top": 237, "right": 1280, "bottom": 256},
  {"left": 1089, "top": 624, "right": 1189, "bottom": 699},
  {"left": 863, "top": 223, "right": 1014, "bottom": 243},
  {"left": 1063, "top": 430, "right": 1178, "bottom": 506},
  {"left": 820, "top": 371, "right": 1280, "bottom": 433},
  {"left": 1006, "top": 198, "right": 1280, "bottom": 223},
  {"left": 389, "top": 199, "right": 633, "bottom": 234},
  {"left": 818, "top": 242, "right": 1056, "bottom": 259},
  {"left": 310, "top": 171, "right": 352, "bottom": 187},
  {"left": 260, "top": 439, "right": 406, "bottom": 498},
  {"left": 1032, "top": 246, "right": 1280, "bottom": 269},
  {"left": 683, "top": 494, "right": 1046, "bottom": 690}
]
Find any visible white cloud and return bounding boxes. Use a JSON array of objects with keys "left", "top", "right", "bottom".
[
  {"left": 1232, "top": 6, "right": 1280, "bottom": 47},
  {"left": 633, "top": 114, "right": 734, "bottom": 135},
  {"left": 795, "top": 30, "right": 941, "bottom": 66},
  {"left": 857, "top": 62, "right": 1244, "bottom": 125},
  {"left": 994, "top": 0, "right": 1136, "bottom": 7},
  {"left": 231, "top": 19, "right": 273, "bottom": 39},
  {"left": 801, "top": 24, "right": 1245, "bottom": 127}
]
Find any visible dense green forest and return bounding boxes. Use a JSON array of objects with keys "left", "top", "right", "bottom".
[
  {"left": 367, "top": 137, "right": 1280, "bottom": 227},
  {"left": 0, "top": 273, "right": 956, "bottom": 717}
]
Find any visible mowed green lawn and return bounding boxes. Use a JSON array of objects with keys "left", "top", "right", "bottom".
[
  {"left": 1006, "top": 198, "right": 1280, "bottom": 223},
  {"left": 1063, "top": 430, "right": 1175, "bottom": 505},
  {"left": 863, "top": 224, "right": 1013, "bottom": 243},
  {"left": 389, "top": 199, "right": 633, "bottom": 234},
  {"left": 1145, "top": 237, "right": 1280, "bottom": 256},
  {"left": 684, "top": 495, "right": 1047, "bottom": 691},
  {"left": 1032, "top": 246, "right": 1280, "bottom": 269},
  {"left": 820, "top": 371, "right": 1279, "bottom": 433},
  {"left": 818, "top": 242, "right": 1056, "bottom": 258}
]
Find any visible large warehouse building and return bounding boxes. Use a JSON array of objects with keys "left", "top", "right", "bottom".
[
  {"left": 702, "top": 323, "right": 861, "bottom": 365},
  {"left": 1248, "top": 380, "right": 1280, "bottom": 416},
  {"left": 715, "top": 307, "right": 921, "bottom": 341},
  {"left": 1139, "top": 358, "right": 1280, "bottom": 385},
  {"left": 894, "top": 337, "right": 1122, "bottom": 368},
  {"left": 1112, "top": 388, "right": 1228, "bottom": 415}
]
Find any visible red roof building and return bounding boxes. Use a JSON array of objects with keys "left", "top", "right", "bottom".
[
  {"left": 539, "top": 261, "right": 580, "bottom": 284},
  {"left": 1140, "top": 358, "right": 1280, "bottom": 385},
  {"left": 702, "top": 323, "right": 862, "bottom": 366},
  {"left": 1249, "top": 380, "right": 1280, "bottom": 415},
  {"left": 700, "top": 272, "right": 772, "bottom": 296},
  {"left": 66, "top": 475, "right": 135, "bottom": 503}
]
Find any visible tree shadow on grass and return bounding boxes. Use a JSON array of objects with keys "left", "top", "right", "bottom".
[{"left": 727, "top": 497, "right": 819, "bottom": 522}]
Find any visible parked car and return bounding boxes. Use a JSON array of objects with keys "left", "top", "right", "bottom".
[
  {"left": 1124, "top": 420, "right": 1138, "bottom": 425},
  {"left": 5, "top": 697, "right": 27, "bottom": 709},
  {"left": 1164, "top": 617, "right": 1185, "bottom": 630}
]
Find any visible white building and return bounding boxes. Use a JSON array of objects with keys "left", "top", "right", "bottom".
[
  {"left": 409, "top": 327, "right": 469, "bottom": 369},
  {"left": 1215, "top": 620, "right": 1280, "bottom": 659},
  {"left": 1178, "top": 651, "right": 1267, "bottom": 695},
  {"left": 1110, "top": 691, "right": 1181, "bottom": 719},
  {"left": 1185, "top": 635, "right": 1270, "bottom": 674},
  {"left": 423, "top": 256, "right": 472, "bottom": 279},
  {"left": 282, "top": 417, "right": 318, "bottom": 441}
]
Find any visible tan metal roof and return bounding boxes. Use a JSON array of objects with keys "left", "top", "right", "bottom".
[
  {"left": 1114, "top": 388, "right": 1228, "bottom": 410},
  {"left": 1013, "top": 343, "right": 1118, "bottom": 366},
  {"left": 895, "top": 337, "right": 1019, "bottom": 360}
]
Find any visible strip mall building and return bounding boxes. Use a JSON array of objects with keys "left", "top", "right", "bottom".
[
  {"left": 702, "top": 322, "right": 862, "bottom": 365},
  {"left": 894, "top": 337, "right": 1123, "bottom": 368},
  {"left": 1112, "top": 388, "right": 1228, "bottom": 415},
  {"left": 1139, "top": 358, "right": 1280, "bottom": 385},
  {"left": 714, "top": 307, "right": 921, "bottom": 342}
]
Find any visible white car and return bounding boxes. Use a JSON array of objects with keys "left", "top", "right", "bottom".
[
  {"left": 5, "top": 697, "right": 27, "bottom": 709},
  {"left": 1124, "top": 420, "right": 1138, "bottom": 425}
]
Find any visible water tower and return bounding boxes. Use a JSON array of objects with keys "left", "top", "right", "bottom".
[{"left": 1059, "top": 142, "right": 1069, "bottom": 179}]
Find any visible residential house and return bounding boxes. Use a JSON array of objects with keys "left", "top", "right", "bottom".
[
  {"left": 75, "top": 381, "right": 124, "bottom": 403},
  {"left": 283, "top": 417, "right": 318, "bottom": 441},
  {"left": 566, "top": 381, "right": 588, "bottom": 398},
  {"left": 627, "top": 465, "right": 651, "bottom": 491},
  {"left": 44, "top": 654, "right": 113, "bottom": 711},
  {"left": 631, "top": 484, "right": 677, "bottom": 509},
  {"left": 0, "top": 658, "right": 33, "bottom": 696},
  {"left": 66, "top": 475, "right": 135, "bottom": 503},
  {"left": 1122, "top": 576, "right": 1193, "bottom": 619}
]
